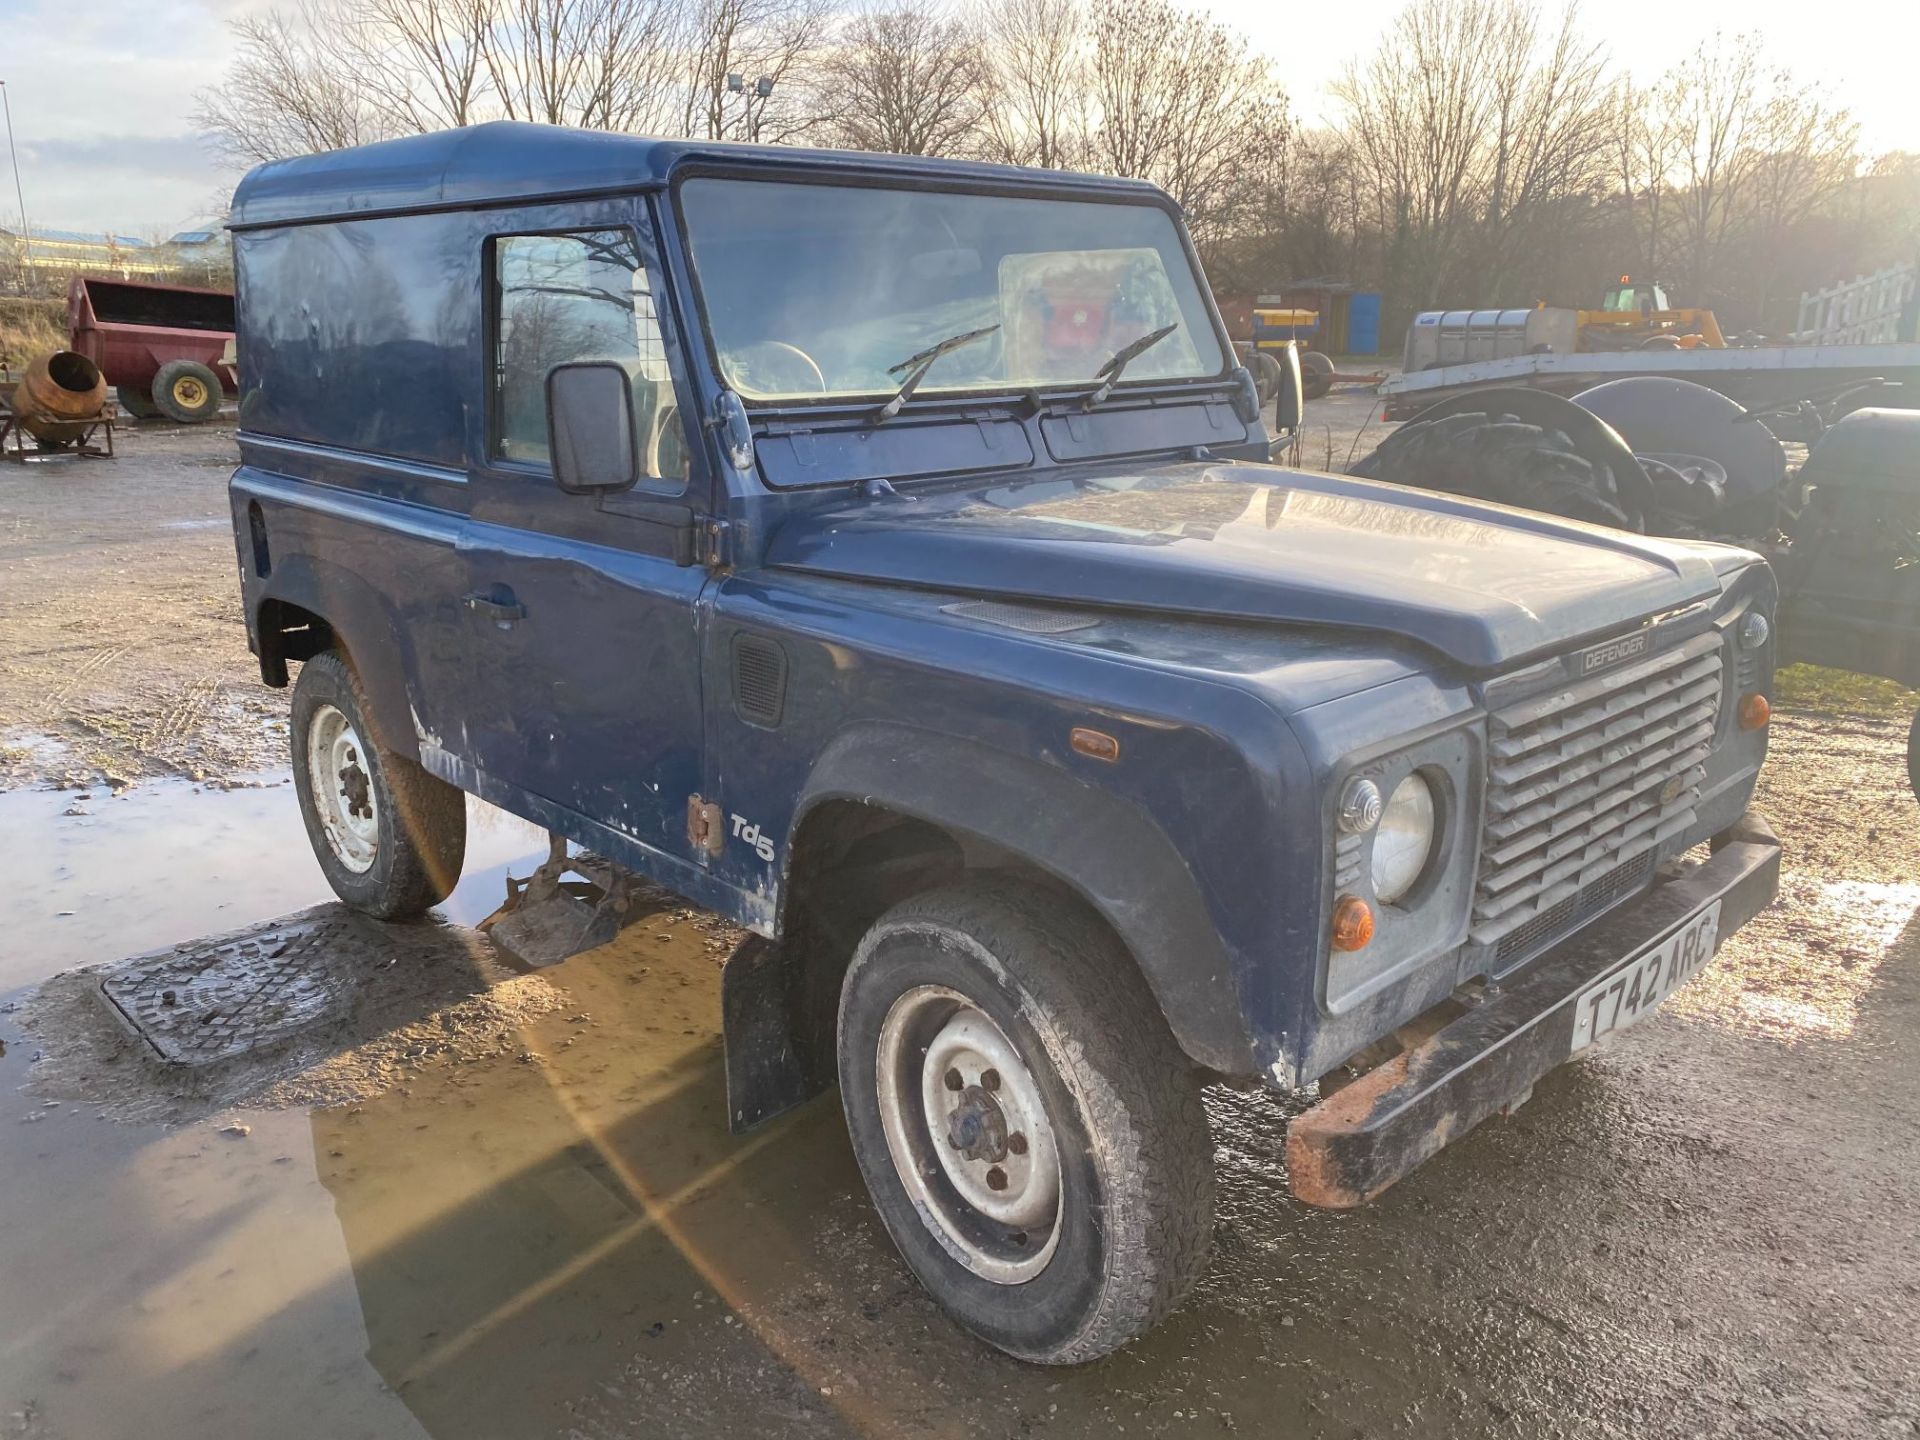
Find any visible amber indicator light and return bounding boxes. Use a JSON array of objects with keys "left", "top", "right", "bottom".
[
  {"left": 1070, "top": 727, "right": 1121, "bottom": 762},
  {"left": 1738, "top": 693, "right": 1770, "bottom": 731},
  {"left": 1331, "top": 895, "right": 1375, "bottom": 952}
]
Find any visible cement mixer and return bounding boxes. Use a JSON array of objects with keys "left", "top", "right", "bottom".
[{"left": 0, "top": 350, "right": 113, "bottom": 458}]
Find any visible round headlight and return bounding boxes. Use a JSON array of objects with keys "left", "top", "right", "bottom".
[{"left": 1372, "top": 773, "right": 1437, "bottom": 905}]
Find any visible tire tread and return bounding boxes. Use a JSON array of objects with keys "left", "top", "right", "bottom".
[{"left": 854, "top": 878, "right": 1213, "bottom": 1363}]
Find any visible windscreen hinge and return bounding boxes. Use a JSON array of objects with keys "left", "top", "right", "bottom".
[{"left": 704, "top": 518, "right": 732, "bottom": 569}]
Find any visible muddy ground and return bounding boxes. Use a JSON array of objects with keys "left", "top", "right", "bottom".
[{"left": 3, "top": 406, "right": 1920, "bottom": 1440}]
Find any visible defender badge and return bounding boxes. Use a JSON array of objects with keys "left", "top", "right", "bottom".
[{"left": 1577, "top": 630, "right": 1651, "bottom": 674}]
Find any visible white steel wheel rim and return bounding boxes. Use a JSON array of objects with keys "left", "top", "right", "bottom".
[
  {"left": 307, "top": 703, "right": 379, "bottom": 873},
  {"left": 875, "top": 984, "right": 1063, "bottom": 1284}
]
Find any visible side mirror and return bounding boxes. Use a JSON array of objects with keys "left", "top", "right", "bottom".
[
  {"left": 1273, "top": 343, "right": 1304, "bottom": 436},
  {"left": 547, "top": 361, "right": 639, "bottom": 492},
  {"left": 713, "top": 388, "right": 756, "bottom": 473}
]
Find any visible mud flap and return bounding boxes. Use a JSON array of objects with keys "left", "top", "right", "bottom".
[{"left": 721, "top": 935, "right": 826, "bottom": 1134}]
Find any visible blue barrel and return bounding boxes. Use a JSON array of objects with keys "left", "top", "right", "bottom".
[{"left": 1349, "top": 292, "right": 1382, "bottom": 355}]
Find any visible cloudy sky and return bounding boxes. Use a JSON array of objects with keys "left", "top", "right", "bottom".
[{"left": 4, "top": 0, "right": 1917, "bottom": 236}]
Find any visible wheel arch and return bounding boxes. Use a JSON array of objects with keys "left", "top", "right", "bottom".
[
  {"left": 253, "top": 554, "right": 420, "bottom": 762},
  {"left": 776, "top": 723, "right": 1258, "bottom": 1078}
]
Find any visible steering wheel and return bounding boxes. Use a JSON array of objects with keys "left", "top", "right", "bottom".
[{"left": 736, "top": 340, "right": 827, "bottom": 395}]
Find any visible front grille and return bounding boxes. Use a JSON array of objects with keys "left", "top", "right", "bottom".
[
  {"left": 1471, "top": 631, "right": 1722, "bottom": 948},
  {"left": 1493, "top": 853, "right": 1653, "bottom": 967}
]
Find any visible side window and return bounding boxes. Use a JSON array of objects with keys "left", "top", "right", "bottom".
[{"left": 490, "top": 229, "right": 690, "bottom": 486}]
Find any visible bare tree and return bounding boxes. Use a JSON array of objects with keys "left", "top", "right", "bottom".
[
  {"left": 1612, "top": 78, "right": 1680, "bottom": 279},
  {"left": 816, "top": 3, "right": 988, "bottom": 156},
  {"left": 976, "top": 0, "right": 1083, "bottom": 169},
  {"left": 193, "top": 10, "right": 388, "bottom": 166},
  {"left": 343, "top": 0, "right": 494, "bottom": 132},
  {"left": 1472, "top": 4, "right": 1612, "bottom": 290},
  {"left": 1084, "top": 0, "right": 1287, "bottom": 243},
  {"left": 480, "top": 0, "right": 690, "bottom": 130},
  {"left": 680, "top": 0, "right": 832, "bottom": 141},
  {"left": 1662, "top": 35, "right": 1769, "bottom": 296},
  {"left": 1333, "top": 0, "right": 1504, "bottom": 307},
  {"left": 1333, "top": 0, "right": 1616, "bottom": 319}
]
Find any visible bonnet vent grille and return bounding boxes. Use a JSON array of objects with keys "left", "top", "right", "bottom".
[
  {"left": 942, "top": 600, "right": 1100, "bottom": 634},
  {"left": 732, "top": 634, "right": 788, "bottom": 728}
]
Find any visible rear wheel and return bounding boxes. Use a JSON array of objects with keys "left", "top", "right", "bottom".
[
  {"left": 1351, "top": 409, "right": 1634, "bottom": 528},
  {"left": 151, "top": 359, "right": 223, "bottom": 423},
  {"left": 837, "top": 879, "right": 1213, "bottom": 1363},
  {"left": 1250, "top": 351, "right": 1283, "bottom": 405},
  {"left": 1301, "top": 349, "right": 1334, "bottom": 399},
  {"left": 290, "top": 650, "right": 466, "bottom": 918},
  {"left": 116, "top": 385, "right": 162, "bottom": 419}
]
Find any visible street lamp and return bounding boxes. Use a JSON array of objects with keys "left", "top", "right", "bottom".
[
  {"left": 0, "top": 79, "right": 30, "bottom": 269},
  {"left": 725, "top": 72, "right": 775, "bottom": 142}
]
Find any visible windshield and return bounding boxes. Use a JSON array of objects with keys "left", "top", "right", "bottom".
[{"left": 679, "top": 178, "right": 1226, "bottom": 404}]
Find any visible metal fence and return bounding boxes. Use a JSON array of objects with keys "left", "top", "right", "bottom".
[{"left": 1793, "top": 263, "right": 1918, "bottom": 345}]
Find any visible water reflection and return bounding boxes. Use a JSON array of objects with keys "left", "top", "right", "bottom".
[
  {"left": 6, "top": 800, "right": 1920, "bottom": 1437},
  {"left": 0, "top": 778, "right": 548, "bottom": 989}
]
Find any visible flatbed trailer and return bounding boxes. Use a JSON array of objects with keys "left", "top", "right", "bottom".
[{"left": 1380, "top": 341, "right": 1920, "bottom": 419}]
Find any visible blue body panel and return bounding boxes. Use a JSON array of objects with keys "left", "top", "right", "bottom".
[{"left": 228, "top": 123, "right": 1772, "bottom": 1087}]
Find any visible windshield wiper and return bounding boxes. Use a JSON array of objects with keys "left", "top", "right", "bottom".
[
  {"left": 1082, "top": 322, "right": 1179, "bottom": 410},
  {"left": 871, "top": 324, "right": 1001, "bottom": 423}
]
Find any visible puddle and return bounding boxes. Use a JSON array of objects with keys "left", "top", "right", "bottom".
[
  {"left": 4, "top": 752, "right": 1919, "bottom": 1435},
  {"left": 0, "top": 777, "right": 549, "bottom": 992},
  {"left": 1668, "top": 871, "right": 1920, "bottom": 1041}
]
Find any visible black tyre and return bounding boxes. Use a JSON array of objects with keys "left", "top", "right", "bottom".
[
  {"left": 290, "top": 650, "right": 466, "bottom": 918},
  {"left": 837, "top": 879, "right": 1213, "bottom": 1363},
  {"left": 1300, "top": 349, "right": 1334, "bottom": 400},
  {"left": 1250, "top": 350, "right": 1283, "bottom": 406},
  {"left": 1351, "top": 409, "right": 1634, "bottom": 528},
  {"left": 151, "top": 359, "right": 223, "bottom": 423},
  {"left": 1908, "top": 709, "right": 1920, "bottom": 803},
  {"left": 116, "top": 385, "right": 162, "bottom": 420}
]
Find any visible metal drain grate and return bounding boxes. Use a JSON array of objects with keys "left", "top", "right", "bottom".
[{"left": 97, "top": 906, "right": 465, "bottom": 1066}]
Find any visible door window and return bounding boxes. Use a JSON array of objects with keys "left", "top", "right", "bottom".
[{"left": 489, "top": 229, "right": 691, "bottom": 486}]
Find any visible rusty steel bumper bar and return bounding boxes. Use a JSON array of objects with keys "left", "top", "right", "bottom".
[{"left": 1287, "top": 810, "right": 1782, "bottom": 1209}]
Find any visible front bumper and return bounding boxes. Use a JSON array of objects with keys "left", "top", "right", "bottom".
[{"left": 1287, "top": 810, "right": 1781, "bottom": 1209}]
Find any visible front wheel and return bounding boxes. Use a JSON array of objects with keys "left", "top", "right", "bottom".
[
  {"left": 837, "top": 880, "right": 1213, "bottom": 1363},
  {"left": 290, "top": 650, "right": 466, "bottom": 918},
  {"left": 1907, "top": 709, "right": 1920, "bottom": 802}
]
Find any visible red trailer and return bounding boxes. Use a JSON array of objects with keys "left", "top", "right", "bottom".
[{"left": 67, "top": 276, "right": 236, "bottom": 423}]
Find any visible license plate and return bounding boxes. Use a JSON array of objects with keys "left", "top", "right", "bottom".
[{"left": 1569, "top": 900, "right": 1721, "bottom": 1052}]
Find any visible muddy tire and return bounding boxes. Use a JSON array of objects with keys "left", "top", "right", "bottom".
[
  {"left": 1908, "top": 709, "right": 1920, "bottom": 803},
  {"left": 1300, "top": 349, "right": 1334, "bottom": 400},
  {"left": 151, "top": 359, "right": 223, "bottom": 423},
  {"left": 1250, "top": 350, "right": 1283, "bottom": 406},
  {"left": 837, "top": 878, "right": 1213, "bottom": 1364},
  {"left": 116, "top": 385, "right": 162, "bottom": 420},
  {"left": 290, "top": 650, "right": 466, "bottom": 919},
  {"left": 1350, "top": 409, "right": 1634, "bottom": 528}
]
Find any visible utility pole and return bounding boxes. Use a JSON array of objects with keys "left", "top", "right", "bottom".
[{"left": 0, "top": 80, "right": 28, "bottom": 270}]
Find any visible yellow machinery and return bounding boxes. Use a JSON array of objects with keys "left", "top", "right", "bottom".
[{"left": 1576, "top": 277, "right": 1725, "bottom": 351}]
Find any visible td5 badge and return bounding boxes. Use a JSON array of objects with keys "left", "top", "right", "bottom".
[{"left": 730, "top": 814, "right": 775, "bottom": 863}]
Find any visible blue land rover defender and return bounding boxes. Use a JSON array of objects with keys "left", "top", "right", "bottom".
[{"left": 228, "top": 123, "right": 1781, "bottom": 1363}]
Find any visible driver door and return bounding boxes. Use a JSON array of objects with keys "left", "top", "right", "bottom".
[{"left": 457, "top": 207, "right": 712, "bottom": 863}]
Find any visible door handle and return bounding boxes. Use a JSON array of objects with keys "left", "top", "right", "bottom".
[{"left": 464, "top": 590, "right": 527, "bottom": 629}]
